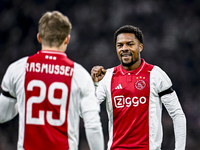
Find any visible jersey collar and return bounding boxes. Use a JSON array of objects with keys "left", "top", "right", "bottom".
[
  {"left": 38, "top": 50, "right": 67, "bottom": 57},
  {"left": 119, "top": 59, "right": 146, "bottom": 75}
]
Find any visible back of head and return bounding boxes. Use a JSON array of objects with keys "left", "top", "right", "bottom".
[
  {"left": 38, "top": 11, "right": 72, "bottom": 47},
  {"left": 114, "top": 25, "right": 144, "bottom": 44}
]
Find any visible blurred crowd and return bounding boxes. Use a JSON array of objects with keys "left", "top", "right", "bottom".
[{"left": 0, "top": 0, "right": 200, "bottom": 149}]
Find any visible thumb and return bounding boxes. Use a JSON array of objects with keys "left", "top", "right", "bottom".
[{"left": 102, "top": 69, "right": 107, "bottom": 74}]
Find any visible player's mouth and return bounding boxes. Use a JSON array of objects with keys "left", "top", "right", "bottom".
[{"left": 121, "top": 52, "right": 132, "bottom": 59}]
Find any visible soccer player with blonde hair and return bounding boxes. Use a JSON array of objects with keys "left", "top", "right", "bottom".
[{"left": 0, "top": 11, "right": 104, "bottom": 150}]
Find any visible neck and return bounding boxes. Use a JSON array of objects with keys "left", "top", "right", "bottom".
[
  {"left": 122, "top": 59, "right": 142, "bottom": 71},
  {"left": 41, "top": 44, "right": 67, "bottom": 53}
]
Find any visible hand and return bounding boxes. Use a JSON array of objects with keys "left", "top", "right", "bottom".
[{"left": 91, "top": 66, "right": 107, "bottom": 82}]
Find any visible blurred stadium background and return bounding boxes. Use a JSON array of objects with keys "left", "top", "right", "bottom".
[{"left": 0, "top": 0, "right": 200, "bottom": 149}]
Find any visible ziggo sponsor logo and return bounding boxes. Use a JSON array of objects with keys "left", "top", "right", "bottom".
[{"left": 114, "top": 95, "right": 147, "bottom": 108}]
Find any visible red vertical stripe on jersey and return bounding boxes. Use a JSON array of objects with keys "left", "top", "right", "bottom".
[
  {"left": 24, "top": 50, "right": 74, "bottom": 150},
  {"left": 111, "top": 60, "right": 154, "bottom": 150}
]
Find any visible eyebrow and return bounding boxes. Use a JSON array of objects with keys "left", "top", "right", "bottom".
[{"left": 117, "top": 41, "right": 134, "bottom": 44}]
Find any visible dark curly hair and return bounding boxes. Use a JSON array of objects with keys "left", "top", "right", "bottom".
[{"left": 114, "top": 25, "right": 144, "bottom": 44}]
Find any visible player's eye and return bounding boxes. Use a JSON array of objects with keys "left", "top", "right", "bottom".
[
  {"left": 128, "top": 43, "right": 134, "bottom": 46},
  {"left": 117, "top": 44, "right": 123, "bottom": 48}
]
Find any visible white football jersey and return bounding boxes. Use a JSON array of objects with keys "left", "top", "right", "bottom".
[
  {"left": 95, "top": 59, "right": 186, "bottom": 150},
  {"left": 0, "top": 50, "right": 103, "bottom": 150}
]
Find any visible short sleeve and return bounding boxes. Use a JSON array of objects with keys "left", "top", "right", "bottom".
[{"left": 151, "top": 66, "right": 172, "bottom": 94}]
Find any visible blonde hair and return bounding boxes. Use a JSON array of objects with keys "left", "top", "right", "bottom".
[{"left": 38, "top": 11, "right": 72, "bottom": 47}]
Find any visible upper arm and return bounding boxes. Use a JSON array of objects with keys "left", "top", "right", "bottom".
[
  {"left": 151, "top": 66, "right": 185, "bottom": 116},
  {"left": 1, "top": 63, "right": 16, "bottom": 98},
  {"left": 1, "top": 57, "right": 28, "bottom": 98},
  {"left": 0, "top": 57, "right": 27, "bottom": 123},
  {"left": 73, "top": 63, "right": 100, "bottom": 117},
  {"left": 151, "top": 66, "right": 173, "bottom": 95}
]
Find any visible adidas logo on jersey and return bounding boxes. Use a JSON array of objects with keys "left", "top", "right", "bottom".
[{"left": 115, "top": 84, "right": 123, "bottom": 89}]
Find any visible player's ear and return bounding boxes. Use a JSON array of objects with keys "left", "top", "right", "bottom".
[
  {"left": 64, "top": 35, "right": 70, "bottom": 45},
  {"left": 37, "top": 33, "right": 42, "bottom": 43},
  {"left": 139, "top": 43, "right": 143, "bottom": 52}
]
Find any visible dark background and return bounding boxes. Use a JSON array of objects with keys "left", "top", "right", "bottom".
[{"left": 0, "top": 0, "right": 200, "bottom": 149}]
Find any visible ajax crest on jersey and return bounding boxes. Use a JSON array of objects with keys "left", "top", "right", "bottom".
[{"left": 135, "top": 80, "right": 146, "bottom": 90}]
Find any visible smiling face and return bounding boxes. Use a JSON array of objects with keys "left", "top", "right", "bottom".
[{"left": 116, "top": 33, "right": 143, "bottom": 71}]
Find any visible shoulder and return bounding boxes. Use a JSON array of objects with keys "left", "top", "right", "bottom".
[
  {"left": 103, "top": 67, "right": 114, "bottom": 80},
  {"left": 106, "top": 67, "right": 115, "bottom": 75},
  {"left": 151, "top": 66, "right": 171, "bottom": 81},
  {"left": 6, "top": 57, "right": 28, "bottom": 75},
  {"left": 73, "top": 62, "right": 93, "bottom": 86},
  {"left": 151, "top": 65, "right": 172, "bottom": 92},
  {"left": 9, "top": 57, "right": 28, "bottom": 68},
  {"left": 72, "top": 63, "right": 97, "bottom": 97},
  {"left": 97, "top": 67, "right": 115, "bottom": 87},
  {"left": 74, "top": 63, "right": 90, "bottom": 77},
  {"left": 1, "top": 57, "right": 28, "bottom": 93},
  {"left": 151, "top": 66, "right": 163, "bottom": 74}
]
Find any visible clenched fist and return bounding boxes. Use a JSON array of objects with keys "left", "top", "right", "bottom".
[{"left": 91, "top": 66, "right": 107, "bottom": 82}]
